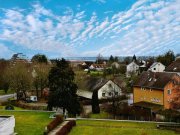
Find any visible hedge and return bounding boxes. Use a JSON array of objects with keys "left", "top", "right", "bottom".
[
  {"left": 47, "top": 115, "right": 64, "bottom": 132},
  {"left": 55, "top": 120, "right": 76, "bottom": 135}
]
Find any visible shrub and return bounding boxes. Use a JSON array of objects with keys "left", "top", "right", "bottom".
[
  {"left": 47, "top": 115, "right": 64, "bottom": 132},
  {"left": 5, "top": 104, "right": 14, "bottom": 110},
  {"left": 56, "top": 120, "right": 76, "bottom": 135}
]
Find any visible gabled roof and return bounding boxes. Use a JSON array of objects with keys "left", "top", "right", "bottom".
[
  {"left": 149, "top": 62, "right": 165, "bottom": 69},
  {"left": 78, "top": 77, "right": 125, "bottom": 92},
  {"left": 165, "top": 60, "right": 180, "bottom": 72},
  {"left": 134, "top": 71, "right": 176, "bottom": 90}
]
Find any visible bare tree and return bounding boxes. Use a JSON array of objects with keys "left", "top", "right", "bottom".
[
  {"left": 32, "top": 63, "right": 50, "bottom": 98},
  {"left": 6, "top": 63, "right": 32, "bottom": 100}
]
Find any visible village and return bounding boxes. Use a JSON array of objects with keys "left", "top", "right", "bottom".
[
  {"left": 0, "top": 0, "right": 180, "bottom": 134},
  {"left": 0, "top": 51, "right": 180, "bottom": 135}
]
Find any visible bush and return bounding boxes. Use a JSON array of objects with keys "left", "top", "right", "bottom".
[
  {"left": 5, "top": 104, "right": 14, "bottom": 110},
  {"left": 56, "top": 120, "right": 76, "bottom": 135},
  {"left": 47, "top": 115, "right": 64, "bottom": 132}
]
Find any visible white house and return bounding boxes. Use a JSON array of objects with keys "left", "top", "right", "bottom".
[
  {"left": 89, "top": 64, "right": 106, "bottom": 71},
  {"left": 126, "top": 61, "right": 139, "bottom": 77},
  {"left": 148, "top": 62, "right": 165, "bottom": 72},
  {"left": 111, "top": 62, "right": 120, "bottom": 68},
  {"left": 97, "top": 80, "right": 123, "bottom": 99}
]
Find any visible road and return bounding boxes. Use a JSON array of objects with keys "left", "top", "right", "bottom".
[{"left": 0, "top": 93, "right": 16, "bottom": 102}]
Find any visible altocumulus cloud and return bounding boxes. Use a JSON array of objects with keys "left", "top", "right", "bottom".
[{"left": 0, "top": 0, "right": 179, "bottom": 58}]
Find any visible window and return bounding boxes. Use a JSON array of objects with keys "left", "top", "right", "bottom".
[
  {"left": 154, "top": 68, "right": 156, "bottom": 70},
  {"left": 102, "top": 93, "right": 105, "bottom": 97},
  {"left": 109, "top": 92, "right": 112, "bottom": 96},
  {"left": 167, "top": 89, "right": 171, "bottom": 95},
  {"left": 115, "top": 92, "right": 118, "bottom": 96}
]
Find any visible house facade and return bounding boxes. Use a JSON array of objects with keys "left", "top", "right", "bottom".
[
  {"left": 97, "top": 80, "right": 123, "bottom": 99},
  {"left": 126, "top": 61, "right": 139, "bottom": 77},
  {"left": 148, "top": 62, "right": 165, "bottom": 72},
  {"left": 133, "top": 71, "right": 180, "bottom": 109}
]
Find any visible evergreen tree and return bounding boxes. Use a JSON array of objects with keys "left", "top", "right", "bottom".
[
  {"left": 47, "top": 58, "right": 81, "bottom": 115},
  {"left": 92, "top": 90, "right": 100, "bottom": 114},
  {"left": 109, "top": 55, "right": 114, "bottom": 63},
  {"left": 157, "top": 50, "right": 175, "bottom": 66}
]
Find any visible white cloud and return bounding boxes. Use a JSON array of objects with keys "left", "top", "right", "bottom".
[{"left": 0, "top": 0, "right": 179, "bottom": 57}]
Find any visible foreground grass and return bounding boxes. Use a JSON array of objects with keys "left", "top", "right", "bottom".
[
  {"left": 0, "top": 111, "right": 53, "bottom": 135},
  {"left": 69, "top": 120, "right": 177, "bottom": 135}
]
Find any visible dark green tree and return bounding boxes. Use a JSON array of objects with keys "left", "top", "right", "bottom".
[
  {"left": 157, "top": 50, "right": 175, "bottom": 66},
  {"left": 109, "top": 55, "right": 114, "bottom": 63},
  {"left": 31, "top": 54, "right": 48, "bottom": 64},
  {"left": 92, "top": 90, "right": 100, "bottom": 114},
  {"left": 47, "top": 58, "right": 81, "bottom": 115}
]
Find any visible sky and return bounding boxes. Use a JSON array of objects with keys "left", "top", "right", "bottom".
[{"left": 0, "top": 0, "right": 179, "bottom": 59}]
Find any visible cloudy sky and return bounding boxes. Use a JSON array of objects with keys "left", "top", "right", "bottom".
[{"left": 0, "top": 0, "right": 179, "bottom": 59}]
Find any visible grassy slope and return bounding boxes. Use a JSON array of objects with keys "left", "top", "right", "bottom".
[
  {"left": 0, "top": 111, "right": 52, "bottom": 135},
  {"left": 69, "top": 120, "right": 177, "bottom": 135}
]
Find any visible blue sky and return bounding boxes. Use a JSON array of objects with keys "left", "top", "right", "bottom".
[{"left": 0, "top": 0, "right": 179, "bottom": 59}]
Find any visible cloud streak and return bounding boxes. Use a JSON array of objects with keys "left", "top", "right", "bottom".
[{"left": 0, "top": 0, "right": 179, "bottom": 58}]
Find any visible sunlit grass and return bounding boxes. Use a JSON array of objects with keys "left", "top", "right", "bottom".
[
  {"left": 69, "top": 120, "right": 177, "bottom": 135},
  {"left": 0, "top": 111, "right": 53, "bottom": 135}
]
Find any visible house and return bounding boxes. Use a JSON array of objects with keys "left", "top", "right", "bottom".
[
  {"left": 11, "top": 53, "right": 30, "bottom": 64},
  {"left": 164, "top": 59, "right": 180, "bottom": 73},
  {"left": 0, "top": 116, "right": 15, "bottom": 135},
  {"left": 133, "top": 71, "right": 180, "bottom": 109},
  {"left": 77, "top": 77, "right": 125, "bottom": 100},
  {"left": 126, "top": 61, "right": 139, "bottom": 77},
  {"left": 89, "top": 64, "right": 107, "bottom": 71},
  {"left": 96, "top": 79, "right": 124, "bottom": 99},
  {"left": 148, "top": 62, "right": 165, "bottom": 72},
  {"left": 111, "top": 62, "right": 120, "bottom": 68}
]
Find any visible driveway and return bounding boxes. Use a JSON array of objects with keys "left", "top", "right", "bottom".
[{"left": 0, "top": 93, "right": 16, "bottom": 102}]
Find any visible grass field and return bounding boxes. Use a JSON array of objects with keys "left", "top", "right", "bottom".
[
  {"left": 0, "top": 111, "right": 53, "bottom": 135},
  {"left": 0, "top": 89, "right": 14, "bottom": 95},
  {"left": 69, "top": 120, "right": 177, "bottom": 135}
]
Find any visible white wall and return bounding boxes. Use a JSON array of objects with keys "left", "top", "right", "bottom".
[
  {"left": 126, "top": 61, "right": 139, "bottom": 77},
  {"left": 98, "top": 80, "right": 122, "bottom": 99},
  {"left": 149, "top": 63, "right": 165, "bottom": 72},
  {"left": 0, "top": 116, "right": 15, "bottom": 135}
]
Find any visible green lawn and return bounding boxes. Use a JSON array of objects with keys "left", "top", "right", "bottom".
[
  {"left": 0, "top": 111, "right": 53, "bottom": 135},
  {"left": 69, "top": 120, "right": 177, "bottom": 135},
  {"left": 89, "top": 111, "right": 110, "bottom": 119},
  {"left": 0, "top": 89, "right": 15, "bottom": 95},
  {"left": 0, "top": 106, "right": 24, "bottom": 110}
]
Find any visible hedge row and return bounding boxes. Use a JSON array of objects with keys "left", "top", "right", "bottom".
[
  {"left": 16, "top": 101, "right": 46, "bottom": 110},
  {"left": 55, "top": 120, "right": 76, "bottom": 135},
  {"left": 47, "top": 115, "right": 64, "bottom": 132}
]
